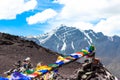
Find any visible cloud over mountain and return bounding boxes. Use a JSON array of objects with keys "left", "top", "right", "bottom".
[
  {"left": 51, "top": 0, "right": 120, "bottom": 36},
  {"left": 26, "top": 8, "right": 57, "bottom": 24}
]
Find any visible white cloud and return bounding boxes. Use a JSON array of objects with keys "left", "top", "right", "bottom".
[
  {"left": 55, "top": 0, "right": 120, "bottom": 21},
  {"left": 50, "top": 0, "right": 120, "bottom": 36},
  {"left": 24, "top": 0, "right": 120, "bottom": 36},
  {"left": 0, "top": 0, "right": 37, "bottom": 19},
  {"left": 26, "top": 8, "right": 57, "bottom": 24},
  {"left": 94, "top": 16, "right": 120, "bottom": 36}
]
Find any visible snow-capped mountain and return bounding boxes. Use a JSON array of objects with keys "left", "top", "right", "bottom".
[{"left": 26, "top": 25, "right": 120, "bottom": 78}]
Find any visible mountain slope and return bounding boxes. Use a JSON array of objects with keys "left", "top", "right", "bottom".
[
  {"left": 26, "top": 26, "right": 120, "bottom": 78},
  {"left": 0, "top": 32, "right": 83, "bottom": 78},
  {"left": 0, "top": 33, "right": 59, "bottom": 76}
]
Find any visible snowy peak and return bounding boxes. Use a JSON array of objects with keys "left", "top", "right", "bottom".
[
  {"left": 26, "top": 25, "right": 120, "bottom": 78},
  {"left": 26, "top": 25, "right": 116, "bottom": 54}
]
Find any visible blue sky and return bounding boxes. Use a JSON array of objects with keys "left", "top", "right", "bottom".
[
  {"left": 0, "top": 0, "right": 120, "bottom": 36},
  {"left": 0, "top": 0, "right": 63, "bottom": 36}
]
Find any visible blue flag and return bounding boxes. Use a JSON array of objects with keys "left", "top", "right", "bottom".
[
  {"left": 0, "top": 77, "right": 8, "bottom": 80},
  {"left": 9, "top": 72, "right": 31, "bottom": 80}
]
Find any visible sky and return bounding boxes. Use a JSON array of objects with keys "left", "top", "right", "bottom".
[{"left": 0, "top": 0, "right": 120, "bottom": 36}]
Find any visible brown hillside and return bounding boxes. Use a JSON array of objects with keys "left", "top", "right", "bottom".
[
  {"left": 0, "top": 33, "right": 81, "bottom": 77},
  {"left": 0, "top": 33, "right": 59, "bottom": 76}
]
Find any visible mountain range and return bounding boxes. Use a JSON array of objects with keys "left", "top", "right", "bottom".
[
  {"left": 0, "top": 32, "right": 118, "bottom": 79},
  {"left": 26, "top": 25, "right": 120, "bottom": 78}
]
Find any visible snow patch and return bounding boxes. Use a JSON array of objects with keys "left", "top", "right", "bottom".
[
  {"left": 54, "top": 33, "right": 61, "bottom": 40},
  {"left": 61, "top": 40, "right": 66, "bottom": 51},
  {"left": 82, "top": 31, "right": 93, "bottom": 45},
  {"left": 57, "top": 44, "right": 59, "bottom": 51},
  {"left": 108, "top": 36, "right": 113, "bottom": 41},
  {"left": 89, "top": 30, "right": 98, "bottom": 39},
  {"left": 38, "top": 32, "right": 54, "bottom": 44},
  {"left": 115, "top": 77, "right": 119, "bottom": 80},
  {"left": 71, "top": 41, "right": 75, "bottom": 50}
]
